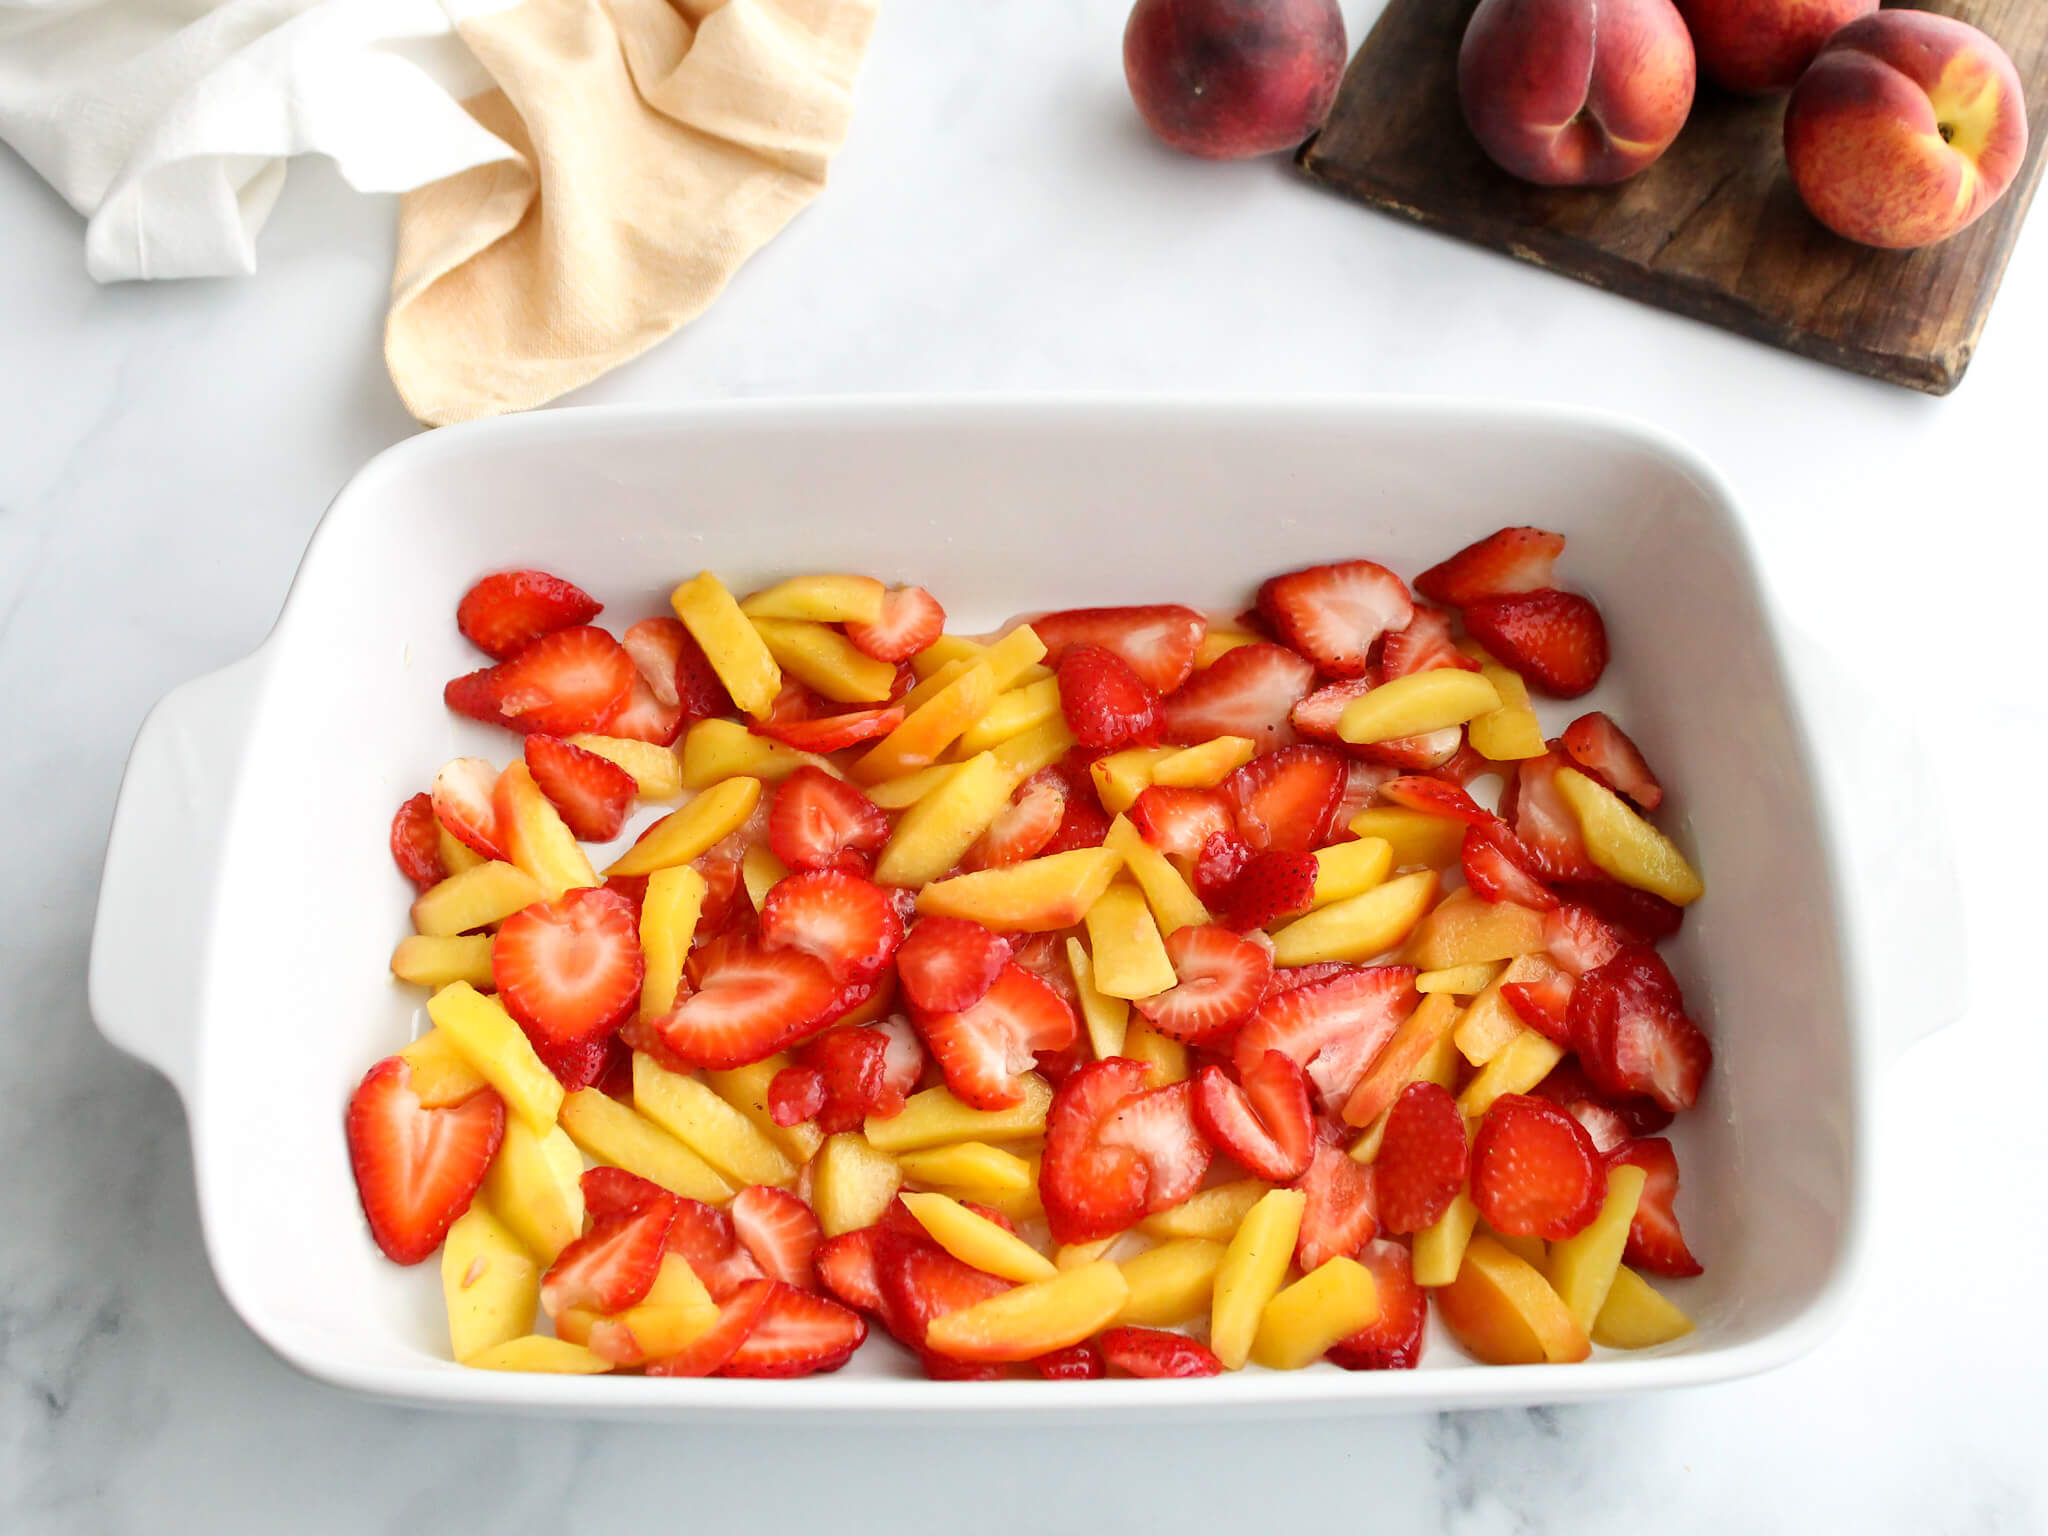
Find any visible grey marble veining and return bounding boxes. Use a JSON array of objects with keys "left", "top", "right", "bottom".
[{"left": 5, "top": 1, "right": 2047, "bottom": 1530}]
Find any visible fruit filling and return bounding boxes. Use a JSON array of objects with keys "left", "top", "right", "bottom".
[{"left": 362, "top": 534, "right": 1708, "bottom": 1378}]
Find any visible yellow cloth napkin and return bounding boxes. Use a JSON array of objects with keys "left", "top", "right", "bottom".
[{"left": 385, "top": 0, "right": 876, "bottom": 426}]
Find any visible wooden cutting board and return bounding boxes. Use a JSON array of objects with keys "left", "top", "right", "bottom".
[{"left": 1297, "top": 0, "right": 2047, "bottom": 393}]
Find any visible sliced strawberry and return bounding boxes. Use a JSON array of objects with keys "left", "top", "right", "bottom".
[
  {"left": 1471, "top": 1093, "right": 1602, "bottom": 1240},
  {"left": 1356, "top": 727, "right": 1464, "bottom": 772},
  {"left": 1606, "top": 1136, "right": 1703, "bottom": 1277},
  {"left": 1039, "top": 1057, "right": 1155, "bottom": 1243},
  {"left": 643, "top": 1280, "right": 774, "bottom": 1377},
  {"left": 1160, "top": 642, "right": 1315, "bottom": 752},
  {"left": 1097, "top": 1078, "right": 1212, "bottom": 1215},
  {"left": 1033, "top": 1341, "right": 1106, "bottom": 1380},
  {"left": 1325, "top": 1238, "right": 1427, "bottom": 1370},
  {"left": 1530, "top": 1058, "right": 1669, "bottom": 1151},
  {"left": 345, "top": 1058, "right": 503, "bottom": 1265},
  {"left": 652, "top": 934, "right": 841, "bottom": 1069},
  {"left": 390, "top": 793, "right": 447, "bottom": 890},
  {"left": 1464, "top": 590, "right": 1607, "bottom": 699},
  {"left": 488, "top": 626, "right": 638, "bottom": 736},
  {"left": 457, "top": 570, "right": 602, "bottom": 660},
  {"left": 1379, "top": 775, "right": 1495, "bottom": 829},
  {"left": 1374, "top": 1080, "right": 1470, "bottom": 1234},
  {"left": 1544, "top": 902, "right": 1628, "bottom": 976},
  {"left": 779, "top": 1024, "right": 889, "bottom": 1134},
  {"left": 1568, "top": 948, "right": 1712, "bottom": 1112},
  {"left": 915, "top": 962, "right": 1076, "bottom": 1110},
  {"left": 756, "top": 705, "right": 906, "bottom": 754},
  {"left": 1100, "top": 1326, "right": 1222, "bottom": 1378},
  {"left": 1134, "top": 924, "right": 1272, "bottom": 1043},
  {"left": 1225, "top": 744, "right": 1347, "bottom": 853},
  {"left": 1414, "top": 526, "right": 1564, "bottom": 608},
  {"left": 964, "top": 769, "right": 1067, "bottom": 871},
  {"left": 1334, "top": 759, "right": 1397, "bottom": 828},
  {"left": 768, "top": 1063, "right": 827, "bottom": 1128},
  {"left": 1432, "top": 741, "right": 1493, "bottom": 787},
  {"left": 759, "top": 869, "right": 903, "bottom": 983},
  {"left": 815, "top": 1226, "right": 886, "bottom": 1313},
  {"left": 1192, "top": 1052, "right": 1313, "bottom": 1181},
  {"left": 444, "top": 667, "right": 518, "bottom": 730},
  {"left": 1379, "top": 605, "right": 1481, "bottom": 680},
  {"left": 696, "top": 854, "right": 754, "bottom": 939},
  {"left": 492, "top": 887, "right": 644, "bottom": 1050},
  {"left": 1512, "top": 747, "right": 1604, "bottom": 882},
  {"left": 604, "top": 675, "right": 687, "bottom": 746},
  {"left": 1129, "top": 785, "right": 1236, "bottom": 875},
  {"left": 1215, "top": 849, "right": 1318, "bottom": 933},
  {"left": 1500, "top": 959, "right": 1574, "bottom": 1044},
  {"left": 873, "top": 1224, "right": 1013, "bottom": 1358},
  {"left": 1040, "top": 791, "right": 1113, "bottom": 855},
  {"left": 621, "top": 617, "right": 687, "bottom": 708},
  {"left": 1555, "top": 879, "right": 1685, "bottom": 943},
  {"left": 1292, "top": 1141, "right": 1379, "bottom": 1271},
  {"left": 523, "top": 734, "right": 636, "bottom": 841},
  {"left": 895, "top": 917, "right": 1011, "bottom": 1013},
  {"left": 1462, "top": 823, "right": 1560, "bottom": 910},
  {"left": 1562, "top": 711, "right": 1663, "bottom": 810},
  {"left": 656, "top": 620, "right": 737, "bottom": 722},
  {"left": 1010, "top": 931, "right": 1082, "bottom": 1013},
  {"left": 666, "top": 1198, "right": 767, "bottom": 1300},
  {"left": 1032, "top": 604, "right": 1206, "bottom": 694},
  {"left": 1264, "top": 961, "right": 1356, "bottom": 995},
  {"left": 1288, "top": 677, "right": 1371, "bottom": 745},
  {"left": 730, "top": 1185, "right": 824, "bottom": 1290},
  {"left": 581, "top": 1165, "right": 670, "bottom": 1223},
  {"left": 873, "top": 1014, "right": 925, "bottom": 1114},
  {"left": 719, "top": 1281, "right": 865, "bottom": 1377},
  {"left": 1256, "top": 560, "right": 1412, "bottom": 679},
  {"left": 431, "top": 757, "right": 507, "bottom": 861},
  {"left": 1233, "top": 964, "right": 1420, "bottom": 1112},
  {"left": 541, "top": 1192, "right": 678, "bottom": 1315},
  {"left": 845, "top": 586, "right": 946, "bottom": 664},
  {"left": 767, "top": 766, "right": 890, "bottom": 874},
  {"left": 1057, "top": 644, "right": 1161, "bottom": 750},
  {"left": 1191, "top": 828, "right": 1255, "bottom": 906}
]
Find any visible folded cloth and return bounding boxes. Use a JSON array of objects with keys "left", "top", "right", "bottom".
[{"left": 0, "top": 0, "right": 876, "bottom": 421}]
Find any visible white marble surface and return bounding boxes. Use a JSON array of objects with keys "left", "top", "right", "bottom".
[{"left": 4, "top": 1, "right": 2045, "bottom": 1529}]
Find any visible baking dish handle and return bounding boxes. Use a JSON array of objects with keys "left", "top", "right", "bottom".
[
  {"left": 90, "top": 651, "right": 269, "bottom": 1104},
  {"left": 1782, "top": 631, "right": 1964, "bottom": 1071}
]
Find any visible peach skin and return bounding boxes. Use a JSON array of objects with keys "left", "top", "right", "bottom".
[
  {"left": 1784, "top": 12, "right": 2030, "bottom": 250},
  {"left": 1458, "top": 0, "right": 1697, "bottom": 186},
  {"left": 1675, "top": 0, "right": 1877, "bottom": 96}
]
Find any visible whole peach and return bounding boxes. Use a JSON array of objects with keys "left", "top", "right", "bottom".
[
  {"left": 1123, "top": 0, "right": 1348, "bottom": 160},
  {"left": 1675, "top": 0, "right": 1878, "bottom": 96},
  {"left": 1458, "top": 0, "right": 1697, "bottom": 187},
  {"left": 1784, "top": 11, "right": 2030, "bottom": 249}
]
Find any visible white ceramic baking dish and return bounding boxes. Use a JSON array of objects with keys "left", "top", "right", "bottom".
[{"left": 90, "top": 397, "right": 1958, "bottom": 1418}]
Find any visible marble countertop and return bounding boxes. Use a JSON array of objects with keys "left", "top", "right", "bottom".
[{"left": 4, "top": 1, "right": 2044, "bottom": 1529}]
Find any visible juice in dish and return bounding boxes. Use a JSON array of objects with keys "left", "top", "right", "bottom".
[{"left": 362, "top": 530, "right": 1707, "bottom": 1379}]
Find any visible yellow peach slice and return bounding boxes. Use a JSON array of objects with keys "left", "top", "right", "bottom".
[
  {"left": 924, "top": 1261, "right": 1129, "bottom": 1363},
  {"left": 495, "top": 759, "right": 601, "bottom": 900},
  {"left": 988, "top": 713, "right": 1078, "bottom": 780},
  {"left": 902, "top": 627, "right": 1047, "bottom": 708},
  {"left": 1119, "top": 1015, "right": 1189, "bottom": 1085},
  {"left": 1346, "top": 807, "right": 1466, "bottom": 870},
  {"left": 1251, "top": 1256, "right": 1382, "bottom": 1370},
  {"left": 1457, "top": 1029, "right": 1565, "bottom": 1119},
  {"left": 1437, "top": 1234, "right": 1590, "bottom": 1364},
  {"left": 810, "top": 1132, "right": 903, "bottom": 1236},
  {"left": 1209, "top": 1187, "right": 1308, "bottom": 1370},
  {"left": 863, "top": 762, "right": 961, "bottom": 811},
  {"left": 1269, "top": 869, "right": 1439, "bottom": 965},
  {"left": 399, "top": 1027, "right": 492, "bottom": 1108},
  {"left": 1117, "top": 1237, "right": 1228, "bottom": 1327},
  {"left": 637, "top": 865, "right": 706, "bottom": 1021},
  {"left": 557, "top": 1087, "right": 735, "bottom": 1205},
  {"left": 1411, "top": 1188, "right": 1480, "bottom": 1287},
  {"left": 1341, "top": 991, "right": 1461, "bottom": 1127},
  {"left": 466, "top": 1336, "right": 614, "bottom": 1373},
  {"left": 410, "top": 860, "right": 544, "bottom": 938},
  {"left": 481, "top": 1120, "right": 587, "bottom": 1264},
  {"left": 1311, "top": 836, "right": 1393, "bottom": 907},
  {"left": 1085, "top": 880, "right": 1177, "bottom": 1000},
  {"left": 1592, "top": 1265, "right": 1695, "bottom": 1349},
  {"left": 899, "top": 1192, "right": 1058, "bottom": 1283},
  {"left": 1405, "top": 888, "right": 1545, "bottom": 969},
  {"left": 739, "top": 574, "right": 886, "bottom": 625},
  {"left": 1417, "top": 962, "right": 1502, "bottom": 996},
  {"left": 751, "top": 617, "right": 899, "bottom": 704},
  {"left": 916, "top": 846, "right": 1122, "bottom": 931},
  {"left": 437, "top": 822, "right": 485, "bottom": 877},
  {"left": 632, "top": 1052, "right": 797, "bottom": 1189},
  {"left": 1338, "top": 670, "right": 1500, "bottom": 744},
  {"left": 1089, "top": 747, "right": 1178, "bottom": 814},
  {"left": 1554, "top": 768, "right": 1705, "bottom": 905},
  {"left": 427, "top": 983, "right": 562, "bottom": 1133},
  {"left": 702, "top": 1055, "right": 825, "bottom": 1165},
  {"left": 605, "top": 775, "right": 762, "bottom": 878},
  {"left": 1452, "top": 953, "right": 1553, "bottom": 1067},
  {"left": 862, "top": 1077, "right": 1053, "bottom": 1153},
  {"left": 853, "top": 662, "right": 995, "bottom": 783},
  {"left": 896, "top": 1141, "right": 1036, "bottom": 1196},
  {"left": 1151, "top": 735, "right": 1259, "bottom": 788},
  {"left": 442, "top": 1203, "right": 540, "bottom": 1362},
  {"left": 566, "top": 734, "right": 683, "bottom": 798},
  {"left": 1465, "top": 654, "right": 1548, "bottom": 761},
  {"left": 1194, "top": 630, "right": 1258, "bottom": 667},
  {"left": 955, "top": 677, "right": 1063, "bottom": 756},
  {"left": 1102, "top": 816, "right": 1212, "bottom": 936},
  {"left": 672, "top": 571, "right": 780, "bottom": 719},
  {"left": 1066, "top": 937, "right": 1130, "bottom": 1061},
  {"left": 679, "top": 719, "right": 837, "bottom": 789},
  {"left": 739, "top": 843, "right": 788, "bottom": 913},
  {"left": 1548, "top": 1163, "right": 1647, "bottom": 1332},
  {"left": 875, "top": 751, "right": 1014, "bottom": 888},
  {"left": 391, "top": 934, "right": 495, "bottom": 990},
  {"left": 1139, "top": 1179, "right": 1271, "bottom": 1241}
]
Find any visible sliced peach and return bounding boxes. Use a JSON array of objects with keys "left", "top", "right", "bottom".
[
  {"left": 465, "top": 1336, "right": 613, "bottom": 1373},
  {"left": 1121, "top": 1015, "right": 1189, "bottom": 1084},
  {"left": 1251, "top": 1256, "right": 1381, "bottom": 1370},
  {"left": 916, "top": 846, "right": 1123, "bottom": 931},
  {"left": 861, "top": 1076, "right": 1053, "bottom": 1153},
  {"left": 566, "top": 734, "right": 683, "bottom": 798},
  {"left": 495, "top": 760, "right": 599, "bottom": 900},
  {"left": 739, "top": 573, "right": 886, "bottom": 625},
  {"left": 1117, "top": 1237, "right": 1228, "bottom": 1326},
  {"left": 1486, "top": 1227, "right": 1548, "bottom": 1269},
  {"left": 1437, "top": 1234, "right": 1590, "bottom": 1364},
  {"left": 1269, "top": 869, "right": 1439, "bottom": 965},
  {"left": 1411, "top": 1188, "right": 1479, "bottom": 1287},
  {"left": 1548, "top": 1162, "right": 1647, "bottom": 1332},
  {"left": 1342, "top": 991, "right": 1461, "bottom": 1126},
  {"left": 1457, "top": 1028, "right": 1565, "bottom": 1119},
  {"left": 410, "top": 860, "right": 544, "bottom": 938},
  {"left": 876, "top": 751, "right": 1015, "bottom": 888},
  {"left": 1338, "top": 670, "right": 1500, "bottom": 744},
  {"left": 739, "top": 843, "right": 789, "bottom": 913},
  {"left": 853, "top": 662, "right": 996, "bottom": 783},
  {"left": 1151, "top": 735, "right": 1258, "bottom": 788},
  {"left": 441, "top": 1202, "right": 540, "bottom": 1362},
  {"left": 1210, "top": 1187, "right": 1308, "bottom": 1370},
  {"left": 585, "top": 1301, "right": 719, "bottom": 1367},
  {"left": 1139, "top": 1178, "right": 1271, "bottom": 1240},
  {"left": 752, "top": 616, "right": 899, "bottom": 704},
  {"left": 1346, "top": 807, "right": 1466, "bottom": 870},
  {"left": 557, "top": 1087, "right": 735, "bottom": 1204},
  {"left": 1592, "top": 1265, "right": 1695, "bottom": 1349},
  {"left": 810, "top": 1131, "right": 904, "bottom": 1236},
  {"left": 902, "top": 626, "right": 1047, "bottom": 708},
  {"left": 605, "top": 775, "right": 762, "bottom": 878},
  {"left": 1103, "top": 816, "right": 1212, "bottom": 936},
  {"left": 436, "top": 821, "right": 486, "bottom": 877},
  {"left": 391, "top": 934, "right": 495, "bottom": 990},
  {"left": 427, "top": 982, "right": 562, "bottom": 1133},
  {"left": 633, "top": 1052, "right": 797, "bottom": 1189},
  {"left": 1554, "top": 767, "right": 1705, "bottom": 904},
  {"left": 1311, "top": 836, "right": 1393, "bottom": 907},
  {"left": 1465, "top": 653, "right": 1548, "bottom": 761},
  {"left": 1089, "top": 747, "right": 1178, "bottom": 814},
  {"left": 1195, "top": 629, "right": 1260, "bottom": 667},
  {"left": 672, "top": 571, "right": 781, "bottom": 719},
  {"left": 924, "top": 1260, "right": 1129, "bottom": 1363},
  {"left": 1417, "top": 961, "right": 1502, "bottom": 996},
  {"left": 680, "top": 719, "right": 837, "bottom": 789},
  {"left": 1066, "top": 937, "right": 1131, "bottom": 1061},
  {"left": 956, "top": 676, "right": 1063, "bottom": 755},
  {"left": 988, "top": 713, "right": 1077, "bottom": 780},
  {"left": 1085, "top": 875, "right": 1178, "bottom": 999},
  {"left": 1058, "top": 1236, "right": 1123, "bottom": 1271},
  {"left": 863, "top": 762, "right": 961, "bottom": 811},
  {"left": 481, "top": 1120, "right": 587, "bottom": 1264},
  {"left": 1351, "top": 1032, "right": 1463, "bottom": 1163},
  {"left": 900, "top": 1191, "right": 1058, "bottom": 1283},
  {"left": 1453, "top": 953, "right": 1552, "bottom": 1066},
  {"left": 399, "top": 1026, "right": 492, "bottom": 1108},
  {"left": 638, "top": 865, "right": 706, "bottom": 1021},
  {"left": 702, "top": 1055, "right": 824, "bottom": 1164},
  {"left": 1406, "top": 888, "right": 1545, "bottom": 969},
  {"left": 896, "top": 1141, "right": 1037, "bottom": 1195}
]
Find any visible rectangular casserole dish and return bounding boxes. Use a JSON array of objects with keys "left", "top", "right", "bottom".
[{"left": 89, "top": 397, "right": 1957, "bottom": 1417}]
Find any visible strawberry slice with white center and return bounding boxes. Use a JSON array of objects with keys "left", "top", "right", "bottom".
[
  {"left": 1096, "top": 1078, "right": 1212, "bottom": 1215},
  {"left": 1544, "top": 902, "right": 1628, "bottom": 976},
  {"left": 666, "top": 1197, "right": 767, "bottom": 1300},
  {"left": 1133, "top": 923, "right": 1272, "bottom": 1043},
  {"left": 1224, "top": 744, "right": 1347, "bottom": 853},
  {"left": 652, "top": 934, "right": 842, "bottom": 1069},
  {"left": 1325, "top": 1238, "right": 1426, "bottom": 1370},
  {"left": 1057, "top": 644, "right": 1162, "bottom": 749},
  {"left": 1555, "top": 879, "right": 1685, "bottom": 943},
  {"left": 730, "top": 1185, "right": 824, "bottom": 1290},
  {"left": 719, "top": 1281, "right": 867, "bottom": 1377},
  {"left": 759, "top": 869, "right": 904, "bottom": 982},
  {"left": 1039, "top": 1057, "right": 1156, "bottom": 1244},
  {"left": 1256, "top": 560, "right": 1414, "bottom": 679},
  {"left": 345, "top": 1058, "right": 504, "bottom": 1265},
  {"left": 523, "top": 734, "right": 637, "bottom": 842},
  {"left": 1031, "top": 604, "right": 1207, "bottom": 694},
  {"left": 1292, "top": 1141, "right": 1379, "bottom": 1271},
  {"left": 389, "top": 793, "right": 447, "bottom": 890},
  {"left": 755, "top": 705, "right": 906, "bottom": 754},
  {"left": 618, "top": 616, "right": 734, "bottom": 724},
  {"left": 1414, "top": 526, "right": 1565, "bottom": 608},
  {"left": 644, "top": 1281, "right": 775, "bottom": 1377},
  {"left": 541, "top": 1190, "right": 680, "bottom": 1316},
  {"left": 1379, "top": 605, "right": 1481, "bottom": 680},
  {"left": 1606, "top": 1136, "right": 1703, "bottom": 1276},
  {"left": 1357, "top": 726, "right": 1464, "bottom": 772},
  {"left": 1511, "top": 746, "right": 1604, "bottom": 882},
  {"left": 1462, "top": 823, "right": 1561, "bottom": 910},
  {"left": 1128, "top": 785, "right": 1236, "bottom": 874},
  {"left": 1561, "top": 710, "right": 1664, "bottom": 810},
  {"left": 845, "top": 586, "right": 946, "bottom": 664},
  {"left": 486, "top": 625, "right": 638, "bottom": 737},
  {"left": 492, "top": 886, "right": 645, "bottom": 1048},
  {"left": 1288, "top": 677, "right": 1373, "bottom": 745},
  {"left": 1233, "top": 964, "right": 1420, "bottom": 1113},
  {"left": 1192, "top": 1050, "right": 1313, "bottom": 1181},
  {"left": 604, "top": 674, "right": 688, "bottom": 746},
  {"left": 872, "top": 1224, "right": 1013, "bottom": 1373},
  {"left": 963, "top": 768, "right": 1068, "bottom": 871},
  {"left": 1500, "top": 957, "right": 1575, "bottom": 1044},
  {"left": 1464, "top": 589, "right": 1609, "bottom": 699},
  {"left": 580, "top": 1165, "right": 670, "bottom": 1223},
  {"left": 1159, "top": 642, "right": 1316, "bottom": 752},
  {"left": 457, "top": 569, "right": 603, "bottom": 660},
  {"left": 814, "top": 1226, "right": 886, "bottom": 1313},
  {"left": 873, "top": 1014, "right": 926, "bottom": 1113},
  {"left": 1567, "top": 948, "right": 1712, "bottom": 1112},
  {"left": 767, "top": 766, "right": 891, "bottom": 873},
  {"left": 431, "top": 757, "right": 507, "bottom": 861},
  {"left": 1471, "top": 1093, "right": 1602, "bottom": 1240},
  {"left": 895, "top": 917, "right": 1012, "bottom": 1013},
  {"left": 1378, "top": 774, "right": 1496, "bottom": 829},
  {"left": 913, "top": 961, "right": 1077, "bottom": 1110}
]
